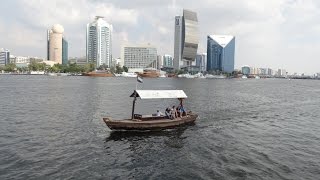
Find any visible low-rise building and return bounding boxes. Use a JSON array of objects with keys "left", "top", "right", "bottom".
[{"left": 241, "top": 66, "right": 250, "bottom": 75}]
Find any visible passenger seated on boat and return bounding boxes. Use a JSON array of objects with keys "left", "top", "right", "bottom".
[
  {"left": 156, "top": 110, "right": 163, "bottom": 116},
  {"left": 171, "top": 106, "right": 177, "bottom": 119},
  {"left": 165, "top": 108, "right": 173, "bottom": 119},
  {"left": 176, "top": 107, "right": 181, "bottom": 118}
]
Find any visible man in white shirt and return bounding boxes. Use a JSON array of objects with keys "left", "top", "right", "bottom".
[{"left": 156, "top": 110, "right": 163, "bottom": 116}]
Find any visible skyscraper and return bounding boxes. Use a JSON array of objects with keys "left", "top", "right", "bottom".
[
  {"left": 0, "top": 48, "right": 10, "bottom": 66},
  {"left": 174, "top": 9, "right": 199, "bottom": 70},
  {"left": 86, "top": 16, "right": 112, "bottom": 68},
  {"left": 207, "top": 35, "right": 235, "bottom": 73},
  {"left": 47, "top": 24, "right": 68, "bottom": 64},
  {"left": 62, "top": 38, "right": 68, "bottom": 65}
]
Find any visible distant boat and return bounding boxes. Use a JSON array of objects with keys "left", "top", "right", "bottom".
[
  {"left": 185, "top": 74, "right": 195, "bottom": 78},
  {"left": 103, "top": 90, "right": 198, "bottom": 131},
  {"left": 205, "top": 74, "right": 226, "bottom": 79},
  {"left": 30, "top": 71, "right": 45, "bottom": 75},
  {"left": 122, "top": 72, "right": 137, "bottom": 78},
  {"left": 178, "top": 73, "right": 195, "bottom": 78},
  {"left": 194, "top": 73, "right": 206, "bottom": 79},
  {"left": 138, "top": 68, "right": 160, "bottom": 78},
  {"left": 82, "top": 71, "right": 114, "bottom": 77}
]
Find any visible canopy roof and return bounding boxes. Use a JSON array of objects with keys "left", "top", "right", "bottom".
[{"left": 130, "top": 90, "right": 187, "bottom": 99}]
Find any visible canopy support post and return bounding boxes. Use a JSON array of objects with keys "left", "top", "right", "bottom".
[{"left": 131, "top": 91, "right": 137, "bottom": 120}]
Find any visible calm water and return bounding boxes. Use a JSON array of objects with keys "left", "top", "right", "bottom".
[{"left": 0, "top": 75, "right": 320, "bottom": 180}]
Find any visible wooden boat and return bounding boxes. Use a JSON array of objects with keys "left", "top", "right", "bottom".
[
  {"left": 103, "top": 90, "right": 198, "bottom": 131},
  {"left": 82, "top": 71, "right": 114, "bottom": 77},
  {"left": 137, "top": 68, "right": 160, "bottom": 78}
]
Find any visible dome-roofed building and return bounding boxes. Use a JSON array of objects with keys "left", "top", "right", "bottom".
[
  {"left": 47, "top": 24, "right": 68, "bottom": 64},
  {"left": 51, "top": 24, "right": 64, "bottom": 34}
]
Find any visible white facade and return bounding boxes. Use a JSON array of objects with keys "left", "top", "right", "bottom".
[
  {"left": 122, "top": 45, "right": 157, "bottom": 70},
  {"left": 157, "top": 55, "right": 163, "bottom": 69},
  {"left": 111, "top": 57, "right": 122, "bottom": 67},
  {"left": 86, "top": 16, "right": 112, "bottom": 68},
  {"left": 15, "top": 56, "right": 29, "bottom": 64}
]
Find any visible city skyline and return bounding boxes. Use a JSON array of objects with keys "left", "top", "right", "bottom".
[{"left": 0, "top": 0, "right": 320, "bottom": 74}]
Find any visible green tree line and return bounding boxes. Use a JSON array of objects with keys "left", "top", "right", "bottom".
[{"left": 0, "top": 61, "right": 129, "bottom": 74}]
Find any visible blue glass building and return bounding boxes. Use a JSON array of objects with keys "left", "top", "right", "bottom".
[
  {"left": 207, "top": 35, "right": 235, "bottom": 73},
  {"left": 62, "top": 37, "right": 68, "bottom": 65}
]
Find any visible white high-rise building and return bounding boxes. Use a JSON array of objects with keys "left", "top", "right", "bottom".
[{"left": 86, "top": 16, "right": 112, "bottom": 68}]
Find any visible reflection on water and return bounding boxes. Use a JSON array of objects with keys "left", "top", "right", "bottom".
[{"left": 106, "top": 125, "right": 190, "bottom": 147}]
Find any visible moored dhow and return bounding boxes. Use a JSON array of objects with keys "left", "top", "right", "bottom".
[
  {"left": 82, "top": 70, "right": 114, "bottom": 77},
  {"left": 103, "top": 90, "right": 198, "bottom": 130}
]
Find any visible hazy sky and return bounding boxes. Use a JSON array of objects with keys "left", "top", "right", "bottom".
[{"left": 0, "top": 0, "right": 319, "bottom": 74}]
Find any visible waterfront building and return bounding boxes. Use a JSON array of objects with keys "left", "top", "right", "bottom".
[
  {"left": 277, "top": 69, "right": 287, "bottom": 76},
  {"left": 12, "top": 56, "right": 29, "bottom": 64},
  {"left": 173, "top": 9, "right": 199, "bottom": 70},
  {"left": 281, "top": 69, "right": 287, "bottom": 77},
  {"left": 207, "top": 35, "right": 235, "bottom": 73},
  {"left": 62, "top": 38, "right": 68, "bottom": 64},
  {"left": 86, "top": 16, "right": 112, "bottom": 68},
  {"left": 195, "top": 53, "right": 207, "bottom": 72},
  {"left": 252, "top": 67, "right": 260, "bottom": 75},
  {"left": 150, "top": 60, "right": 158, "bottom": 69},
  {"left": 121, "top": 45, "right": 157, "bottom": 72},
  {"left": 157, "top": 55, "right": 164, "bottom": 70},
  {"left": 111, "top": 58, "right": 122, "bottom": 67},
  {"left": 0, "top": 48, "right": 10, "bottom": 66},
  {"left": 267, "top": 68, "right": 273, "bottom": 76},
  {"left": 74, "top": 57, "right": 87, "bottom": 65},
  {"left": 259, "top": 68, "right": 268, "bottom": 75},
  {"left": 163, "top": 54, "right": 173, "bottom": 67},
  {"left": 47, "top": 24, "right": 68, "bottom": 64},
  {"left": 10, "top": 56, "right": 43, "bottom": 67},
  {"left": 242, "top": 66, "right": 250, "bottom": 75}
]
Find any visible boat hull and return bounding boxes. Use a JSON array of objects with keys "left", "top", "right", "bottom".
[
  {"left": 103, "top": 113, "right": 198, "bottom": 130},
  {"left": 82, "top": 72, "right": 114, "bottom": 77}
]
